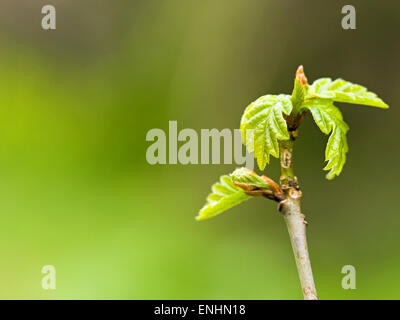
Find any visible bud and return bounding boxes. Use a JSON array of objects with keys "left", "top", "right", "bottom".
[
  {"left": 296, "top": 65, "right": 308, "bottom": 86},
  {"left": 291, "top": 65, "right": 309, "bottom": 117}
]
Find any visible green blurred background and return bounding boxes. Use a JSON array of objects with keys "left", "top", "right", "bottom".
[{"left": 0, "top": 0, "right": 398, "bottom": 299}]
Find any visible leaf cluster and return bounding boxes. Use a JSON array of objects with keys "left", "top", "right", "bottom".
[{"left": 197, "top": 66, "right": 388, "bottom": 220}]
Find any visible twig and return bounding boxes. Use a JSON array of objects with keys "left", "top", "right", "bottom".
[{"left": 278, "top": 138, "right": 318, "bottom": 300}]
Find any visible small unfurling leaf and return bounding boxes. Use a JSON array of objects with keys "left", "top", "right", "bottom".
[
  {"left": 230, "top": 168, "right": 271, "bottom": 190},
  {"left": 291, "top": 65, "right": 309, "bottom": 115},
  {"left": 231, "top": 167, "right": 284, "bottom": 200}
]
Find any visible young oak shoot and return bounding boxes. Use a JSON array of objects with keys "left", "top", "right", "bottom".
[{"left": 196, "top": 66, "right": 389, "bottom": 300}]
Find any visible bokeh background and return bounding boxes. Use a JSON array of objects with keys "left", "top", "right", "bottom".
[{"left": 0, "top": 0, "right": 398, "bottom": 299}]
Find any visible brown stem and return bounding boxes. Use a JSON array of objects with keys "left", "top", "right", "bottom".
[{"left": 278, "top": 138, "right": 318, "bottom": 300}]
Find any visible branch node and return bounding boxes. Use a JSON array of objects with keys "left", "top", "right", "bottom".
[{"left": 288, "top": 188, "right": 302, "bottom": 200}]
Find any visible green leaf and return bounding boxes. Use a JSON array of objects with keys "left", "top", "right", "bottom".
[
  {"left": 303, "top": 99, "right": 349, "bottom": 179},
  {"left": 196, "top": 175, "right": 250, "bottom": 221},
  {"left": 291, "top": 77, "right": 306, "bottom": 115},
  {"left": 230, "top": 167, "right": 271, "bottom": 190},
  {"left": 307, "top": 78, "right": 389, "bottom": 109},
  {"left": 240, "top": 94, "right": 292, "bottom": 170}
]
